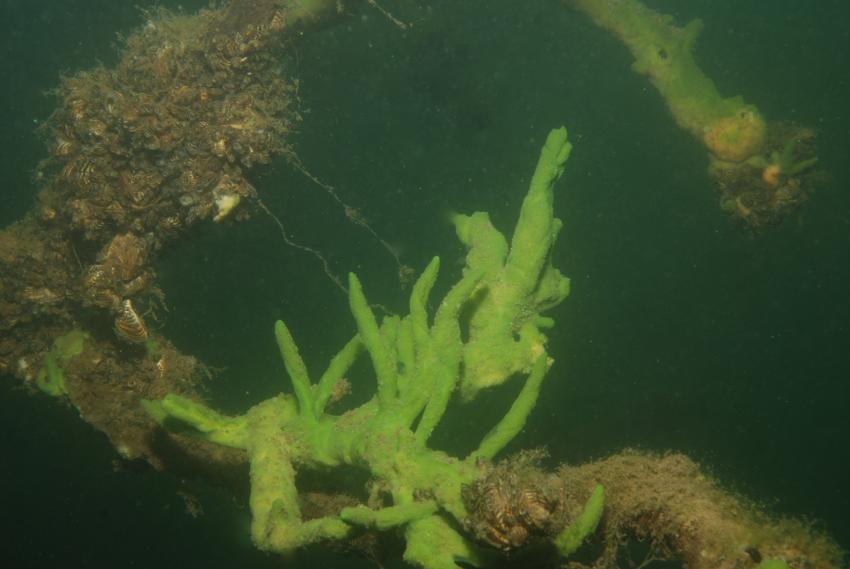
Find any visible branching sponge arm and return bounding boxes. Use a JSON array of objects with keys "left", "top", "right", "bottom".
[
  {"left": 246, "top": 397, "right": 349, "bottom": 551},
  {"left": 274, "top": 320, "right": 316, "bottom": 421},
  {"left": 506, "top": 126, "right": 572, "bottom": 290},
  {"left": 349, "top": 273, "right": 398, "bottom": 408},
  {"left": 414, "top": 267, "right": 485, "bottom": 445},
  {"left": 141, "top": 394, "right": 249, "bottom": 449},
  {"left": 471, "top": 353, "right": 549, "bottom": 460},
  {"left": 340, "top": 501, "right": 438, "bottom": 531},
  {"left": 409, "top": 257, "right": 441, "bottom": 349},
  {"left": 568, "top": 0, "right": 764, "bottom": 157},
  {"left": 565, "top": 0, "right": 820, "bottom": 231},
  {"left": 457, "top": 127, "right": 573, "bottom": 399},
  {"left": 554, "top": 484, "right": 606, "bottom": 557},
  {"left": 314, "top": 335, "right": 362, "bottom": 416}
]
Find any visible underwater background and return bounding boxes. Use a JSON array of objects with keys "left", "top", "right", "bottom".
[{"left": 2, "top": 0, "right": 849, "bottom": 567}]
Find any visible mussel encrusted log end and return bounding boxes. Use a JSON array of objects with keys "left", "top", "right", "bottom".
[{"left": 461, "top": 452, "right": 566, "bottom": 552}]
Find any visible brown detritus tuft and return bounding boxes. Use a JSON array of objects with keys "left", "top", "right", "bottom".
[
  {"left": 712, "top": 122, "right": 821, "bottom": 233},
  {"left": 558, "top": 451, "right": 844, "bottom": 569}
]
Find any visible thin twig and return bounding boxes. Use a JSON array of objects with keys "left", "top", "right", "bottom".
[
  {"left": 256, "top": 196, "right": 348, "bottom": 296},
  {"left": 366, "top": 0, "right": 409, "bottom": 30},
  {"left": 290, "top": 157, "right": 413, "bottom": 286}
]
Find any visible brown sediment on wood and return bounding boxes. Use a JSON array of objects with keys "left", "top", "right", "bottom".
[
  {"left": 0, "top": 0, "right": 307, "bottom": 474},
  {"left": 0, "top": 0, "right": 387, "bottom": 506},
  {"left": 558, "top": 451, "right": 844, "bottom": 569},
  {"left": 216, "top": 0, "right": 282, "bottom": 35},
  {"left": 456, "top": 450, "right": 843, "bottom": 568}
]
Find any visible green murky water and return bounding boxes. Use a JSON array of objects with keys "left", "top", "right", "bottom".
[{"left": 2, "top": 1, "right": 848, "bottom": 567}]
